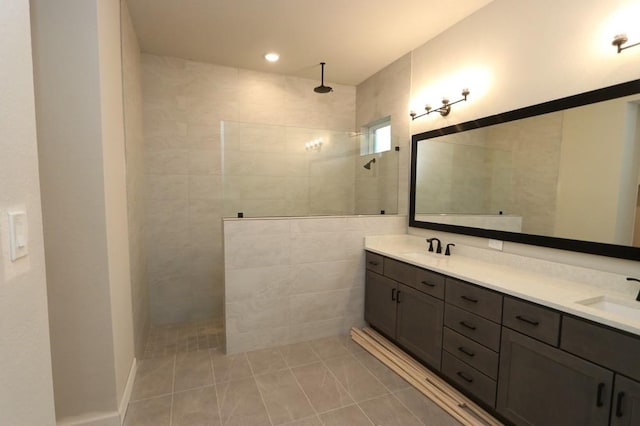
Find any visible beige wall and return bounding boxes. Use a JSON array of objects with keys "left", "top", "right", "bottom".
[
  {"left": 97, "top": 0, "right": 135, "bottom": 407},
  {"left": 556, "top": 96, "right": 640, "bottom": 244},
  {"left": 142, "top": 54, "right": 356, "bottom": 325},
  {"left": 0, "top": 0, "right": 56, "bottom": 424},
  {"left": 31, "top": 0, "right": 134, "bottom": 423},
  {"left": 122, "top": 0, "right": 149, "bottom": 360},
  {"left": 397, "top": 0, "right": 640, "bottom": 273}
]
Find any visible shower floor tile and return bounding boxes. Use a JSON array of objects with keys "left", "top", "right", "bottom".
[{"left": 142, "top": 319, "right": 223, "bottom": 359}]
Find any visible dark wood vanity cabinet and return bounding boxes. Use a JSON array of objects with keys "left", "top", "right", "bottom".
[
  {"left": 442, "top": 278, "right": 502, "bottom": 407},
  {"left": 364, "top": 256, "right": 444, "bottom": 369},
  {"left": 364, "top": 270, "right": 397, "bottom": 338},
  {"left": 611, "top": 375, "right": 640, "bottom": 426},
  {"left": 364, "top": 251, "right": 640, "bottom": 426},
  {"left": 497, "top": 327, "right": 613, "bottom": 426}
]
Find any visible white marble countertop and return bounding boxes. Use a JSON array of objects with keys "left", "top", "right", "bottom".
[{"left": 365, "top": 234, "right": 640, "bottom": 337}]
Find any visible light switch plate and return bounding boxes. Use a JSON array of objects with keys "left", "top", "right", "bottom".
[
  {"left": 488, "top": 239, "right": 503, "bottom": 251},
  {"left": 8, "top": 211, "right": 28, "bottom": 261}
]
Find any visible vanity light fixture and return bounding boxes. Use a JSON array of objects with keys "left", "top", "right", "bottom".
[
  {"left": 410, "top": 88, "right": 470, "bottom": 120},
  {"left": 612, "top": 34, "right": 640, "bottom": 53},
  {"left": 264, "top": 52, "right": 280, "bottom": 62}
]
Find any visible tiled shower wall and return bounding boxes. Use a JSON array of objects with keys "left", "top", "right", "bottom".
[
  {"left": 356, "top": 53, "right": 411, "bottom": 215},
  {"left": 223, "top": 215, "right": 407, "bottom": 354},
  {"left": 222, "top": 122, "right": 357, "bottom": 217},
  {"left": 142, "top": 54, "right": 356, "bottom": 324}
]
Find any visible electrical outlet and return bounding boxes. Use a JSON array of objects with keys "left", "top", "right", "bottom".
[{"left": 488, "top": 239, "right": 503, "bottom": 251}]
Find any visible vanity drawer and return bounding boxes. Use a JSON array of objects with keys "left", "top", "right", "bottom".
[
  {"left": 561, "top": 316, "right": 640, "bottom": 382},
  {"left": 442, "top": 351, "right": 497, "bottom": 407},
  {"left": 503, "top": 297, "right": 561, "bottom": 346},
  {"left": 445, "top": 304, "right": 501, "bottom": 351},
  {"left": 365, "top": 252, "right": 384, "bottom": 274},
  {"left": 383, "top": 257, "right": 414, "bottom": 285},
  {"left": 414, "top": 268, "right": 445, "bottom": 299},
  {"left": 445, "top": 278, "right": 503, "bottom": 323},
  {"left": 443, "top": 327, "right": 499, "bottom": 379}
]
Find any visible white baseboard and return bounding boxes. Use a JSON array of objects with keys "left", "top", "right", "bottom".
[{"left": 118, "top": 357, "right": 137, "bottom": 424}]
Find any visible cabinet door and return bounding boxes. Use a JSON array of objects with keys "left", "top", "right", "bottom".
[
  {"left": 395, "top": 284, "right": 444, "bottom": 369},
  {"left": 365, "top": 270, "right": 397, "bottom": 339},
  {"left": 611, "top": 375, "right": 640, "bottom": 426},
  {"left": 497, "top": 328, "right": 613, "bottom": 426}
]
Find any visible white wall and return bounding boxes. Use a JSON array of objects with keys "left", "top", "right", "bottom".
[
  {"left": 31, "top": 0, "right": 134, "bottom": 423},
  {"left": 402, "top": 0, "right": 640, "bottom": 273},
  {"left": 0, "top": 0, "right": 56, "bottom": 424}
]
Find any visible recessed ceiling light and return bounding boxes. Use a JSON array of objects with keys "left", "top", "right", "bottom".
[{"left": 264, "top": 52, "right": 280, "bottom": 62}]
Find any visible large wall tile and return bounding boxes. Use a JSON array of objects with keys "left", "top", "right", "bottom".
[
  {"left": 224, "top": 215, "right": 405, "bottom": 353},
  {"left": 143, "top": 53, "right": 361, "bottom": 326}
]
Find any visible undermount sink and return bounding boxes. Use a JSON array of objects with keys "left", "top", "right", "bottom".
[{"left": 576, "top": 295, "right": 640, "bottom": 321}]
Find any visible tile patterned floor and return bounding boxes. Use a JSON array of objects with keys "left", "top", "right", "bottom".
[
  {"left": 143, "top": 320, "right": 223, "bottom": 359},
  {"left": 126, "top": 325, "right": 462, "bottom": 426}
]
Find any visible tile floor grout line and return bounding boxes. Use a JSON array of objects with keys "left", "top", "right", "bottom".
[
  {"left": 210, "top": 348, "right": 223, "bottom": 426},
  {"left": 168, "top": 353, "right": 176, "bottom": 426},
  {"left": 313, "top": 339, "right": 364, "bottom": 415},
  {"left": 245, "top": 351, "right": 276, "bottom": 426},
  {"left": 288, "top": 364, "right": 322, "bottom": 422}
]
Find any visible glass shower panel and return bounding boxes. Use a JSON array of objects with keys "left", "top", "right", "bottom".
[{"left": 221, "top": 121, "right": 398, "bottom": 218}]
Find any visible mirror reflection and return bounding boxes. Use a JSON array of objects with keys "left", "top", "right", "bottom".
[{"left": 414, "top": 93, "right": 640, "bottom": 247}]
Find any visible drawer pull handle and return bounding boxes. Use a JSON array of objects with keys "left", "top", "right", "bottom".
[
  {"left": 596, "top": 383, "right": 605, "bottom": 407},
  {"left": 459, "top": 321, "right": 477, "bottom": 331},
  {"left": 616, "top": 392, "right": 625, "bottom": 417},
  {"left": 458, "top": 346, "right": 475, "bottom": 357},
  {"left": 457, "top": 371, "right": 474, "bottom": 383},
  {"left": 368, "top": 261, "right": 379, "bottom": 266},
  {"left": 391, "top": 288, "right": 396, "bottom": 301},
  {"left": 516, "top": 315, "right": 540, "bottom": 326},
  {"left": 421, "top": 280, "right": 436, "bottom": 287},
  {"left": 397, "top": 290, "right": 402, "bottom": 303},
  {"left": 461, "top": 295, "right": 478, "bottom": 303}
]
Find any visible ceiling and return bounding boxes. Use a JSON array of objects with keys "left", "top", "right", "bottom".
[{"left": 126, "top": 0, "right": 493, "bottom": 86}]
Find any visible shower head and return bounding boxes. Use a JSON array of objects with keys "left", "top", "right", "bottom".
[
  {"left": 363, "top": 158, "right": 376, "bottom": 169},
  {"left": 314, "top": 62, "right": 333, "bottom": 94}
]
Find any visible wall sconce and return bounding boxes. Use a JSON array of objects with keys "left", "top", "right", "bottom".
[
  {"left": 613, "top": 34, "right": 640, "bottom": 53},
  {"left": 305, "top": 138, "right": 323, "bottom": 151},
  {"left": 410, "top": 88, "right": 470, "bottom": 120}
]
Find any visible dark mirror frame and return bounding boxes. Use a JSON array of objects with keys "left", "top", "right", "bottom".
[{"left": 410, "top": 79, "right": 640, "bottom": 261}]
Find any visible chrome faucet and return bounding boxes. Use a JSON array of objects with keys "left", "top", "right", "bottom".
[
  {"left": 627, "top": 277, "right": 640, "bottom": 301},
  {"left": 426, "top": 238, "right": 442, "bottom": 254}
]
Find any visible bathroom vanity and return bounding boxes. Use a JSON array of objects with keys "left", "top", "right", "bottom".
[{"left": 364, "top": 235, "right": 640, "bottom": 426}]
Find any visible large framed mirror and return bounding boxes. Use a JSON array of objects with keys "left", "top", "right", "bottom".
[{"left": 410, "top": 79, "right": 640, "bottom": 261}]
